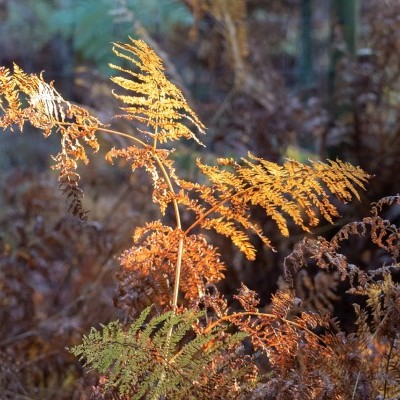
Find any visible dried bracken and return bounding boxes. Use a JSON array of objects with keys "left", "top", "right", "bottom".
[
  {"left": 4, "top": 37, "right": 399, "bottom": 400},
  {"left": 178, "top": 154, "right": 369, "bottom": 259},
  {"left": 110, "top": 38, "right": 205, "bottom": 146},
  {"left": 0, "top": 65, "right": 101, "bottom": 218}
]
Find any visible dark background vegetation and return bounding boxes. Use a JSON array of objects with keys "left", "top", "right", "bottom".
[{"left": 0, "top": 0, "right": 399, "bottom": 398}]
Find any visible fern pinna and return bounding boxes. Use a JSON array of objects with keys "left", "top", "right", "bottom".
[{"left": 3, "top": 37, "right": 397, "bottom": 399}]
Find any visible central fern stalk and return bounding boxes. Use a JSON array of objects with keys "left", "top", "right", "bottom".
[
  {"left": 151, "top": 124, "right": 184, "bottom": 310},
  {"left": 96, "top": 126, "right": 185, "bottom": 309}
]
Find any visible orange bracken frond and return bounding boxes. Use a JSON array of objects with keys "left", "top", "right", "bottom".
[
  {"left": 117, "top": 221, "right": 226, "bottom": 306},
  {"left": 180, "top": 153, "right": 370, "bottom": 259},
  {"left": 0, "top": 66, "right": 24, "bottom": 129},
  {"left": 110, "top": 38, "right": 205, "bottom": 146},
  {"left": 227, "top": 289, "right": 333, "bottom": 371},
  {"left": 0, "top": 64, "right": 101, "bottom": 219}
]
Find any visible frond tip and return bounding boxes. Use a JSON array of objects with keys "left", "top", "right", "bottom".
[{"left": 110, "top": 38, "right": 205, "bottom": 146}]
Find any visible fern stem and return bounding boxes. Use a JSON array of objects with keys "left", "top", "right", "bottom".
[
  {"left": 97, "top": 126, "right": 148, "bottom": 147},
  {"left": 152, "top": 153, "right": 182, "bottom": 230},
  {"left": 152, "top": 152, "right": 184, "bottom": 309},
  {"left": 351, "top": 371, "right": 361, "bottom": 400},
  {"left": 100, "top": 126, "right": 184, "bottom": 309},
  {"left": 100, "top": 125, "right": 184, "bottom": 309},
  {"left": 60, "top": 123, "right": 185, "bottom": 308},
  {"left": 151, "top": 117, "right": 183, "bottom": 309},
  {"left": 57, "top": 123, "right": 148, "bottom": 148}
]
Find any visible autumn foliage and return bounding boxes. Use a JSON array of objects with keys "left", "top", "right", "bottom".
[{"left": 0, "top": 37, "right": 399, "bottom": 399}]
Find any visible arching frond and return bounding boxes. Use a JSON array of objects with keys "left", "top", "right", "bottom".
[
  {"left": 110, "top": 38, "right": 205, "bottom": 146},
  {"left": 181, "top": 154, "right": 370, "bottom": 259}
]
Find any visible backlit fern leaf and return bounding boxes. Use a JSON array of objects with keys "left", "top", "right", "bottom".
[
  {"left": 70, "top": 307, "right": 249, "bottom": 399},
  {"left": 110, "top": 38, "right": 205, "bottom": 145},
  {"left": 181, "top": 153, "right": 370, "bottom": 259},
  {"left": 0, "top": 64, "right": 101, "bottom": 219}
]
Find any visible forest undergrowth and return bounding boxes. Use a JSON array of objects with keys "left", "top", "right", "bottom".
[{"left": 0, "top": 36, "right": 399, "bottom": 400}]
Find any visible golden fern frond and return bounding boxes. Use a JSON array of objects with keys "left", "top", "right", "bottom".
[
  {"left": 181, "top": 153, "right": 370, "bottom": 259},
  {"left": 0, "top": 66, "right": 24, "bottom": 129},
  {"left": 110, "top": 38, "right": 205, "bottom": 145},
  {"left": 0, "top": 64, "right": 101, "bottom": 146},
  {"left": 311, "top": 158, "right": 369, "bottom": 202},
  {"left": 0, "top": 64, "right": 101, "bottom": 219}
]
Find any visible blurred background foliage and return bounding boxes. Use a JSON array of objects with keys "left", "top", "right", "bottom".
[
  {"left": 1, "top": 0, "right": 400, "bottom": 398},
  {"left": 0, "top": 0, "right": 193, "bottom": 73}
]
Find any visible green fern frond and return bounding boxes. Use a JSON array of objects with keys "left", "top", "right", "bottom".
[{"left": 70, "top": 307, "right": 248, "bottom": 399}]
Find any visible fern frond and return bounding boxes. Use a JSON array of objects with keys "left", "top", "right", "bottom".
[
  {"left": 224, "top": 289, "right": 333, "bottom": 373},
  {"left": 284, "top": 195, "right": 400, "bottom": 288},
  {"left": 181, "top": 153, "right": 370, "bottom": 259},
  {"left": 110, "top": 38, "right": 205, "bottom": 146},
  {"left": 282, "top": 197, "right": 400, "bottom": 398},
  {"left": 116, "top": 222, "right": 226, "bottom": 310},
  {"left": 71, "top": 307, "right": 250, "bottom": 399},
  {"left": 0, "top": 66, "right": 24, "bottom": 129},
  {"left": 0, "top": 64, "right": 101, "bottom": 218},
  {"left": 1, "top": 64, "right": 100, "bottom": 149}
]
